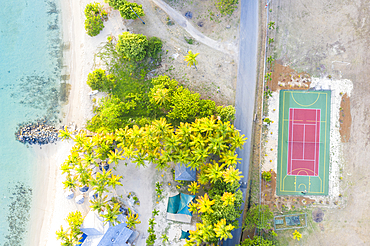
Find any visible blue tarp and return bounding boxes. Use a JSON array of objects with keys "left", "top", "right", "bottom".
[
  {"left": 180, "top": 230, "right": 190, "bottom": 240},
  {"left": 175, "top": 163, "right": 196, "bottom": 181},
  {"left": 76, "top": 233, "right": 87, "bottom": 245},
  {"left": 167, "top": 193, "right": 195, "bottom": 216},
  {"left": 97, "top": 223, "right": 133, "bottom": 246}
]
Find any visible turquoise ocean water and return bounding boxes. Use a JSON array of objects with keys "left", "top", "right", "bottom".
[{"left": 0, "top": 0, "right": 63, "bottom": 244}]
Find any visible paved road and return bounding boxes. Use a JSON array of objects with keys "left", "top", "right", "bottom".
[{"left": 224, "top": 0, "right": 259, "bottom": 245}]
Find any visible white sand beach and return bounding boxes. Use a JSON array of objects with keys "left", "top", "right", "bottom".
[{"left": 27, "top": 0, "right": 125, "bottom": 245}]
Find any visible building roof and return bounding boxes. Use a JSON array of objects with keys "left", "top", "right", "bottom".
[
  {"left": 97, "top": 223, "right": 133, "bottom": 246},
  {"left": 175, "top": 163, "right": 196, "bottom": 181}
]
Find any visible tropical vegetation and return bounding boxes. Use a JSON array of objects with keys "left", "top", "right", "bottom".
[
  {"left": 105, "top": 0, "right": 144, "bottom": 20},
  {"left": 216, "top": 0, "right": 239, "bottom": 15},
  {"left": 56, "top": 211, "right": 84, "bottom": 246},
  {"left": 84, "top": 2, "right": 107, "bottom": 36}
]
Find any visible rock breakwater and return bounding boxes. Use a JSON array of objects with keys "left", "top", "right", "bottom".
[{"left": 15, "top": 120, "right": 59, "bottom": 145}]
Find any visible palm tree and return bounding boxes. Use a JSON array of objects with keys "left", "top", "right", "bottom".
[
  {"left": 195, "top": 193, "right": 215, "bottom": 214},
  {"left": 184, "top": 50, "right": 199, "bottom": 70},
  {"left": 220, "top": 192, "right": 236, "bottom": 206},
  {"left": 126, "top": 208, "right": 141, "bottom": 229},
  {"left": 152, "top": 88, "right": 170, "bottom": 106},
  {"left": 219, "top": 150, "right": 241, "bottom": 166},
  {"left": 90, "top": 195, "right": 109, "bottom": 214},
  {"left": 108, "top": 173, "right": 123, "bottom": 189},
  {"left": 102, "top": 202, "right": 121, "bottom": 226},
  {"left": 268, "top": 21, "right": 275, "bottom": 29},
  {"left": 222, "top": 166, "right": 243, "bottom": 184},
  {"left": 188, "top": 181, "right": 200, "bottom": 195},
  {"left": 107, "top": 149, "right": 123, "bottom": 165},
  {"left": 213, "top": 219, "right": 234, "bottom": 241},
  {"left": 63, "top": 174, "right": 77, "bottom": 190},
  {"left": 59, "top": 126, "right": 73, "bottom": 140},
  {"left": 204, "top": 162, "right": 224, "bottom": 183}
]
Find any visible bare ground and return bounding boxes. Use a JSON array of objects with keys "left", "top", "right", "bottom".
[
  {"left": 122, "top": 0, "right": 241, "bottom": 105},
  {"left": 267, "top": 0, "right": 370, "bottom": 244}
]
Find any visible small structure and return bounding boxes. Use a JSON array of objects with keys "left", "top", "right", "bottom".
[
  {"left": 175, "top": 163, "right": 196, "bottom": 181},
  {"left": 80, "top": 210, "right": 108, "bottom": 236},
  {"left": 180, "top": 230, "right": 190, "bottom": 240},
  {"left": 64, "top": 190, "right": 74, "bottom": 199},
  {"left": 167, "top": 192, "right": 195, "bottom": 223},
  {"left": 75, "top": 195, "right": 85, "bottom": 205},
  {"left": 97, "top": 223, "right": 133, "bottom": 246}
]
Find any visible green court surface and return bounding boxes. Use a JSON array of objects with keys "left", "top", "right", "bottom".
[{"left": 276, "top": 90, "right": 331, "bottom": 196}]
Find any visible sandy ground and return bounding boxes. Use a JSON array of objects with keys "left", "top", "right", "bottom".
[
  {"left": 27, "top": 0, "right": 240, "bottom": 245},
  {"left": 28, "top": 0, "right": 125, "bottom": 245},
  {"left": 264, "top": 0, "right": 370, "bottom": 244}
]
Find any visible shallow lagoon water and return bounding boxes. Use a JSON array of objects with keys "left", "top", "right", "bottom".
[{"left": 0, "top": 0, "right": 62, "bottom": 244}]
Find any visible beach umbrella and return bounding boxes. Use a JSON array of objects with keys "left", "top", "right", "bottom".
[
  {"left": 75, "top": 195, "right": 85, "bottom": 205},
  {"left": 89, "top": 190, "right": 98, "bottom": 201},
  {"left": 80, "top": 185, "right": 89, "bottom": 193},
  {"left": 64, "top": 190, "right": 74, "bottom": 199}
]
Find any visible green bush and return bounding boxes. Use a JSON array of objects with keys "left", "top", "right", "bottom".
[
  {"left": 216, "top": 0, "right": 239, "bottom": 15},
  {"left": 199, "top": 99, "right": 216, "bottom": 118},
  {"left": 118, "top": 1, "right": 144, "bottom": 20},
  {"left": 87, "top": 69, "right": 116, "bottom": 92},
  {"left": 262, "top": 171, "right": 272, "bottom": 182},
  {"left": 147, "top": 37, "right": 163, "bottom": 58},
  {"left": 87, "top": 95, "right": 139, "bottom": 132},
  {"left": 238, "top": 236, "right": 275, "bottom": 246},
  {"left": 105, "top": 0, "right": 144, "bottom": 19},
  {"left": 243, "top": 205, "right": 274, "bottom": 231},
  {"left": 167, "top": 86, "right": 201, "bottom": 123},
  {"left": 84, "top": 2, "right": 107, "bottom": 36},
  {"left": 116, "top": 32, "right": 148, "bottom": 61},
  {"left": 216, "top": 105, "right": 236, "bottom": 122}
]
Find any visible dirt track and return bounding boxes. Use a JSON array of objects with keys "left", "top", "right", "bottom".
[{"left": 269, "top": 0, "right": 370, "bottom": 244}]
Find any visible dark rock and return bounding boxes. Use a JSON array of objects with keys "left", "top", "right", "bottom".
[
  {"left": 185, "top": 11, "right": 193, "bottom": 19},
  {"left": 312, "top": 208, "right": 324, "bottom": 223}
]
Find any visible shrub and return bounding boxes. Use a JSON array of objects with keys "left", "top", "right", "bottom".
[
  {"left": 147, "top": 37, "right": 163, "bottom": 58},
  {"left": 87, "top": 69, "right": 116, "bottom": 92},
  {"left": 87, "top": 95, "right": 138, "bottom": 132},
  {"left": 199, "top": 100, "right": 216, "bottom": 118},
  {"left": 243, "top": 205, "right": 274, "bottom": 231},
  {"left": 238, "top": 236, "right": 275, "bottom": 246},
  {"left": 167, "top": 86, "right": 201, "bottom": 123},
  {"left": 216, "top": 105, "right": 236, "bottom": 122},
  {"left": 216, "top": 0, "right": 239, "bottom": 16},
  {"left": 262, "top": 171, "right": 272, "bottom": 182},
  {"left": 84, "top": 2, "right": 107, "bottom": 36},
  {"left": 118, "top": 1, "right": 144, "bottom": 20},
  {"left": 105, "top": 0, "right": 144, "bottom": 19},
  {"left": 116, "top": 32, "right": 148, "bottom": 61}
]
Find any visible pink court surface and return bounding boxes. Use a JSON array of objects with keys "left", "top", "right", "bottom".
[
  {"left": 277, "top": 90, "right": 330, "bottom": 196},
  {"left": 287, "top": 108, "right": 321, "bottom": 176}
]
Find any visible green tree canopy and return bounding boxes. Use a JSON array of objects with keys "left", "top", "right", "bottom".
[
  {"left": 147, "top": 36, "right": 163, "bottom": 58},
  {"left": 167, "top": 86, "right": 201, "bottom": 123},
  {"left": 116, "top": 32, "right": 148, "bottom": 61},
  {"left": 84, "top": 2, "right": 107, "bottom": 36},
  {"left": 87, "top": 95, "right": 138, "bottom": 132},
  {"left": 105, "top": 0, "right": 144, "bottom": 19},
  {"left": 216, "top": 105, "right": 236, "bottom": 122},
  {"left": 87, "top": 69, "right": 116, "bottom": 92}
]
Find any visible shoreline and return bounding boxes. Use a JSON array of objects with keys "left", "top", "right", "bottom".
[{"left": 28, "top": 0, "right": 126, "bottom": 245}]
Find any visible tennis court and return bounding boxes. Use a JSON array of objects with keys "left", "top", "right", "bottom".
[{"left": 276, "top": 90, "right": 331, "bottom": 196}]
